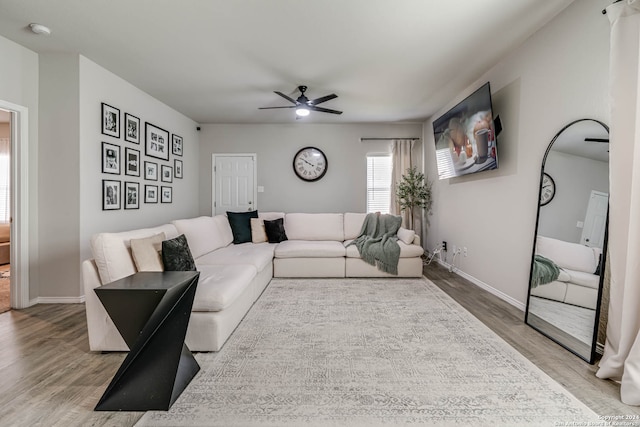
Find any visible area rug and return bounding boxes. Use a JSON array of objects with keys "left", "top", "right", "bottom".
[
  {"left": 136, "top": 278, "right": 598, "bottom": 427},
  {"left": 0, "top": 265, "right": 9, "bottom": 314}
]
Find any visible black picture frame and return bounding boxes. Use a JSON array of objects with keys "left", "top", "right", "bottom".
[
  {"left": 102, "top": 179, "right": 121, "bottom": 210},
  {"left": 161, "top": 186, "right": 172, "bottom": 203},
  {"left": 161, "top": 164, "right": 173, "bottom": 183},
  {"left": 144, "top": 161, "right": 158, "bottom": 181},
  {"left": 125, "top": 147, "right": 140, "bottom": 177},
  {"left": 145, "top": 185, "right": 159, "bottom": 203},
  {"left": 124, "top": 113, "right": 140, "bottom": 144},
  {"left": 102, "top": 142, "right": 121, "bottom": 175},
  {"left": 124, "top": 181, "right": 140, "bottom": 210},
  {"left": 101, "top": 103, "right": 120, "bottom": 138},
  {"left": 174, "top": 159, "right": 183, "bottom": 179},
  {"left": 145, "top": 122, "right": 170, "bottom": 161},
  {"left": 172, "top": 134, "right": 183, "bottom": 156}
]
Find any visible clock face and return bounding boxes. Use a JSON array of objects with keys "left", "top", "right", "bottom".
[
  {"left": 540, "top": 172, "right": 556, "bottom": 206},
  {"left": 293, "top": 147, "right": 328, "bottom": 182}
]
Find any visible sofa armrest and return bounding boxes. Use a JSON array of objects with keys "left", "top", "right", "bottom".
[
  {"left": 82, "top": 259, "right": 128, "bottom": 352},
  {"left": 412, "top": 235, "right": 421, "bottom": 246}
]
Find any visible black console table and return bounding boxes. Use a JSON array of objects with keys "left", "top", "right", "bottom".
[{"left": 94, "top": 271, "right": 200, "bottom": 411}]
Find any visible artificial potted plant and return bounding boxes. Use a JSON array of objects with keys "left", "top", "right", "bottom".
[{"left": 396, "top": 166, "right": 433, "bottom": 231}]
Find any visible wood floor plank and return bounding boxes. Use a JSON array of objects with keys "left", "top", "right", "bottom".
[{"left": 0, "top": 267, "right": 636, "bottom": 426}]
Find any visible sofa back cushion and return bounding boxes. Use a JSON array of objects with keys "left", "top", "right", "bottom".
[
  {"left": 536, "top": 235, "right": 599, "bottom": 274},
  {"left": 90, "top": 224, "right": 179, "bottom": 285},
  {"left": 284, "top": 213, "right": 344, "bottom": 241},
  {"left": 172, "top": 216, "right": 232, "bottom": 259},
  {"left": 344, "top": 213, "right": 367, "bottom": 240}
]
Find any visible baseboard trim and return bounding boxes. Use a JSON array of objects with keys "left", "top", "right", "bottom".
[
  {"left": 34, "top": 296, "right": 85, "bottom": 304},
  {"left": 436, "top": 259, "right": 526, "bottom": 312}
]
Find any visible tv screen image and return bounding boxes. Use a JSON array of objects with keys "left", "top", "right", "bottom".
[{"left": 432, "top": 82, "right": 498, "bottom": 180}]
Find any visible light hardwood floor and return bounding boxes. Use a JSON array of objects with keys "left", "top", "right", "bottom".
[{"left": 0, "top": 267, "right": 636, "bottom": 426}]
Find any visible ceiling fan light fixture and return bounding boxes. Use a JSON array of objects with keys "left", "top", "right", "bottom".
[{"left": 296, "top": 107, "right": 310, "bottom": 117}]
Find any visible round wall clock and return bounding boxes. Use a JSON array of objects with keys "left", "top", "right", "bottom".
[
  {"left": 293, "top": 146, "right": 328, "bottom": 182},
  {"left": 540, "top": 172, "right": 556, "bottom": 206}
]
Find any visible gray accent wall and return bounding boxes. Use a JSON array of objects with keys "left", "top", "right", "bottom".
[
  {"left": 198, "top": 123, "right": 423, "bottom": 215},
  {"left": 424, "top": 0, "right": 611, "bottom": 308}
]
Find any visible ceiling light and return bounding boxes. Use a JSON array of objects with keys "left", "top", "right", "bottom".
[
  {"left": 296, "top": 107, "right": 310, "bottom": 117},
  {"left": 29, "top": 23, "right": 51, "bottom": 36}
]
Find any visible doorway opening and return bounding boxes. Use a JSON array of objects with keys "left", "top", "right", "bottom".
[{"left": 0, "top": 108, "right": 11, "bottom": 313}]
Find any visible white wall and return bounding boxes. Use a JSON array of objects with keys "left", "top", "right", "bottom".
[
  {"left": 199, "top": 123, "right": 423, "bottom": 214},
  {"left": 424, "top": 0, "right": 611, "bottom": 307},
  {"left": 79, "top": 56, "right": 201, "bottom": 268},
  {"left": 38, "top": 54, "right": 81, "bottom": 298},
  {"left": 0, "top": 35, "right": 40, "bottom": 300}
]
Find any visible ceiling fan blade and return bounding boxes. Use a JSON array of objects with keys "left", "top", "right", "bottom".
[
  {"left": 274, "top": 91, "right": 297, "bottom": 104},
  {"left": 310, "top": 106, "right": 343, "bottom": 115},
  {"left": 258, "top": 106, "right": 296, "bottom": 110},
  {"left": 310, "top": 94, "right": 337, "bottom": 105}
]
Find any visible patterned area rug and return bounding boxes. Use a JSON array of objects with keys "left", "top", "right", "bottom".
[
  {"left": 0, "top": 265, "right": 9, "bottom": 314},
  {"left": 137, "top": 278, "right": 598, "bottom": 427}
]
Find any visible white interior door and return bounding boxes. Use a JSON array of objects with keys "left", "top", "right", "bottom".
[
  {"left": 213, "top": 154, "right": 256, "bottom": 215},
  {"left": 580, "top": 190, "right": 608, "bottom": 248}
]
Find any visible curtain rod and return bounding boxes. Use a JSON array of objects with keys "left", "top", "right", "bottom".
[
  {"left": 603, "top": 0, "right": 623, "bottom": 14},
  {"left": 360, "top": 137, "right": 420, "bottom": 141}
]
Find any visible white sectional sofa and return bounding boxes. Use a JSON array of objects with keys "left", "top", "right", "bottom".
[
  {"left": 530, "top": 235, "right": 602, "bottom": 310},
  {"left": 83, "top": 212, "right": 424, "bottom": 353}
]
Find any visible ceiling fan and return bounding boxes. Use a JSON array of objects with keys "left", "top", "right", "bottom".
[{"left": 259, "top": 85, "right": 342, "bottom": 117}]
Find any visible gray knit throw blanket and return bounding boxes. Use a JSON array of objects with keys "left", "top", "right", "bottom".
[{"left": 348, "top": 213, "right": 402, "bottom": 275}]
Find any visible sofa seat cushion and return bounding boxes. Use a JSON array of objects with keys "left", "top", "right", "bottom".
[
  {"left": 344, "top": 240, "right": 424, "bottom": 258},
  {"left": 565, "top": 269, "right": 600, "bottom": 289},
  {"left": 196, "top": 242, "right": 276, "bottom": 272},
  {"left": 192, "top": 265, "right": 257, "bottom": 312},
  {"left": 275, "top": 240, "right": 346, "bottom": 258}
]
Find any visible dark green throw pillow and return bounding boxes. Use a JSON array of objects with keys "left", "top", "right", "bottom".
[
  {"left": 162, "top": 234, "right": 196, "bottom": 271},
  {"left": 264, "top": 218, "right": 288, "bottom": 243},
  {"left": 227, "top": 210, "right": 258, "bottom": 244}
]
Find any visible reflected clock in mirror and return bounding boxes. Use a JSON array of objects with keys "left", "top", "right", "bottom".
[{"left": 526, "top": 118, "right": 609, "bottom": 364}]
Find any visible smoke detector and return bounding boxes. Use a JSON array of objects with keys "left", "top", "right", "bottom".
[{"left": 29, "top": 23, "right": 51, "bottom": 36}]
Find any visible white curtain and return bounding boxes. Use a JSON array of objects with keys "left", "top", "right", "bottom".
[
  {"left": 596, "top": 0, "right": 640, "bottom": 405},
  {"left": 390, "top": 139, "right": 414, "bottom": 229},
  {"left": 0, "top": 138, "right": 10, "bottom": 224}
]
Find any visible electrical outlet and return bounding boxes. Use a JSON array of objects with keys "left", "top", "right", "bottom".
[
  {"left": 442, "top": 241, "right": 447, "bottom": 251},
  {"left": 463, "top": 247, "right": 468, "bottom": 257},
  {"left": 452, "top": 244, "right": 457, "bottom": 254}
]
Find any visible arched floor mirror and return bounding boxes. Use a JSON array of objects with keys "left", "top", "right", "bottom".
[{"left": 525, "top": 118, "right": 609, "bottom": 364}]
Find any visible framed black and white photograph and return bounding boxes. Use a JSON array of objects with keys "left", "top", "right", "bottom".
[
  {"left": 174, "top": 159, "right": 183, "bottom": 179},
  {"left": 172, "top": 134, "right": 183, "bottom": 156},
  {"left": 161, "top": 164, "right": 173, "bottom": 183},
  {"left": 101, "top": 103, "right": 120, "bottom": 138},
  {"left": 144, "top": 161, "right": 158, "bottom": 181},
  {"left": 124, "top": 181, "right": 140, "bottom": 210},
  {"left": 124, "top": 113, "right": 140, "bottom": 144},
  {"left": 145, "top": 185, "right": 159, "bottom": 203},
  {"left": 145, "top": 122, "right": 170, "bottom": 161},
  {"left": 161, "top": 186, "right": 172, "bottom": 203},
  {"left": 101, "top": 142, "right": 121, "bottom": 175},
  {"left": 125, "top": 147, "right": 140, "bottom": 177},
  {"left": 102, "top": 179, "right": 121, "bottom": 210}
]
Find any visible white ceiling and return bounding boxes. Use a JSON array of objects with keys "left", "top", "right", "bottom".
[{"left": 0, "top": 0, "right": 575, "bottom": 124}]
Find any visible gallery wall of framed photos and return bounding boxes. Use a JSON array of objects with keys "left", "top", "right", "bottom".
[{"left": 100, "top": 102, "right": 184, "bottom": 211}]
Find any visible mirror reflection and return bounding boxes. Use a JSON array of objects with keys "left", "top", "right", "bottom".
[{"left": 526, "top": 119, "right": 609, "bottom": 363}]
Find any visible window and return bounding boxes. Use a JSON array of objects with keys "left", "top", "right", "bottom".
[{"left": 366, "top": 154, "right": 392, "bottom": 214}]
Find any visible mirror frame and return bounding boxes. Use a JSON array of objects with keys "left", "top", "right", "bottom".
[{"left": 525, "top": 118, "right": 609, "bottom": 364}]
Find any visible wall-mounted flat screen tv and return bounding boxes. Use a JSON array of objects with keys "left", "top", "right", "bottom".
[{"left": 432, "top": 82, "right": 498, "bottom": 180}]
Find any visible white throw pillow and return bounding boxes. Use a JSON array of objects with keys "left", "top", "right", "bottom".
[
  {"left": 250, "top": 218, "right": 268, "bottom": 243},
  {"left": 397, "top": 227, "right": 415, "bottom": 245},
  {"left": 130, "top": 232, "right": 165, "bottom": 272}
]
